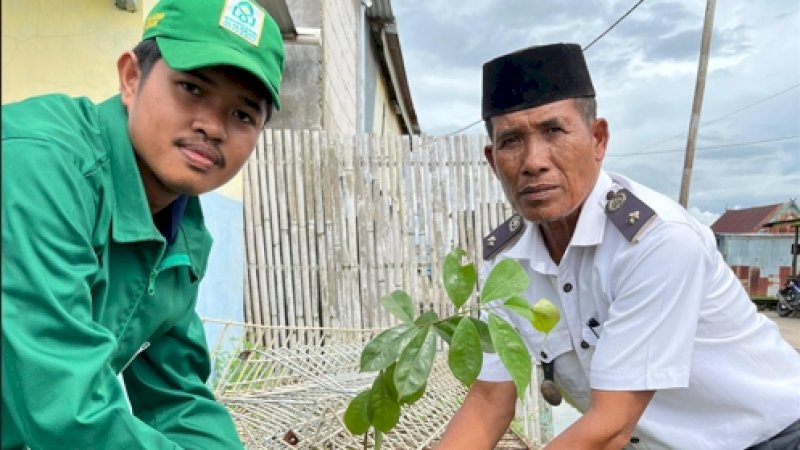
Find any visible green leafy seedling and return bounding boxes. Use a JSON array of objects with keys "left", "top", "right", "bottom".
[
  {"left": 345, "top": 247, "right": 560, "bottom": 449},
  {"left": 442, "top": 247, "right": 477, "bottom": 308}
]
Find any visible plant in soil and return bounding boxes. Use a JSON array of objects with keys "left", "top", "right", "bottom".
[{"left": 344, "top": 247, "right": 560, "bottom": 448}]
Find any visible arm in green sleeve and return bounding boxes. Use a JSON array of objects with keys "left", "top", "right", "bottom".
[
  {"left": 1, "top": 139, "right": 179, "bottom": 450},
  {"left": 123, "top": 310, "right": 245, "bottom": 449}
]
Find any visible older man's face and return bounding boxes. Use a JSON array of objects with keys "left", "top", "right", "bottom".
[{"left": 485, "top": 99, "right": 608, "bottom": 225}]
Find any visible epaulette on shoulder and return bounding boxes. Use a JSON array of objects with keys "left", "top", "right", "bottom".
[
  {"left": 483, "top": 214, "right": 525, "bottom": 261},
  {"left": 605, "top": 188, "right": 657, "bottom": 242}
]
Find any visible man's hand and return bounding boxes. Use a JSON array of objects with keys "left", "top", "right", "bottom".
[
  {"left": 545, "top": 389, "right": 654, "bottom": 450},
  {"left": 435, "top": 380, "right": 517, "bottom": 450}
]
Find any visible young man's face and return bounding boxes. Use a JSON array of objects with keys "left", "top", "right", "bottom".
[
  {"left": 119, "top": 54, "right": 269, "bottom": 210},
  {"left": 485, "top": 99, "right": 608, "bottom": 225}
]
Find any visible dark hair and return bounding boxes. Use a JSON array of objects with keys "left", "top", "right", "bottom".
[
  {"left": 131, "top": 38, "right": 274, "bottom": 126},
  {"left": 484, "top": 97, "right": 598, "bottom": 139},
  {"left": 132, "top": 38, "right": 162, "bottom": 82}
]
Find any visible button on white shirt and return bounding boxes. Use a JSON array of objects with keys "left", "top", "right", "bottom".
[{"left": 478, "top": 170, "right": 800, "bottom": 449}]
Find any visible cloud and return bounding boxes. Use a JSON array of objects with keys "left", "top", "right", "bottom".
[{"left": 688, "top": 206, "right": 721, "bottom": 226}]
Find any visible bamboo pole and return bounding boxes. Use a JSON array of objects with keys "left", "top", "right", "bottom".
[
  {"left": 281, "top": 129, "right": 299, "bottom": 332},
  {"left": 354, "top": 134, "right": 370, "bottom": 327},
  {"left": 262, "top": 130, "right": 280, "bottom": 330},
  {"left": 404, "top": 135, "right": 418, "bottom": 309},
  {"left": 293, "top": 130, "right": 314, "bottom": 340},
  {"left": 250, "top": 138, "right": 268, "bottom": 329},
  {"left": 340, "top": 133, "right": 359, "bottom": 328},
  {"left": 301, "top": 130, "right": 320, "bottom": 332},
  {"left": 270, "top": 131, "right": 290, "bottom": 341},
  {"left": 375, "top": 134, "right": 391, "bottom": 326},
  {"left": 243, "top": 150, "right": 258, "bottom": 327},
  {"left": 430, "top": 138, "right": 446, "bottom": 319},
  {"left": 320, "top": 131, "right": 340, "bottom": 328},
  {"left": 310, "top": 131, "right": 328, "bottom": 328}
]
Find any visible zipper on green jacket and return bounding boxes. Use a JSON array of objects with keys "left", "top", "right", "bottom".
[
  {"left": 119, "top": 341, "right": 150, "bottom": 373},
  {"left": 146, "top": 253, "right": 192, "bottom": 296},
  {"left": 147, "top": 253, "right": 191, "bottom": 295}
]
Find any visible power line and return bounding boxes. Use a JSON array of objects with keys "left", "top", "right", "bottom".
[
  {"left": 639, "top": 82, "right": 800, "bottom": 151},
  {"left": 443, "top": 119, "right": 483, "bottom": 137},
  {"left": 606, "top": 134, "right": 800, "bottom": 158},
  {"left": 583, "top": 0, "right": 645, "bottom": 52},
  {"left": 702, "top": 82, "right": 800, "bottom": 127}
]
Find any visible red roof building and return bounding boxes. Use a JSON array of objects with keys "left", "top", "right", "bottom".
[
  {"left": 710, "top": 200, "right": 800, "bottom": 297},
  {"left": 711, "top": 201, "right": 800, "bottom": 235}
]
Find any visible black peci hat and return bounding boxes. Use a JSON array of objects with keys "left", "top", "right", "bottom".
[{"left": 481, "top": 43, "right": 595, "bottom": 120}]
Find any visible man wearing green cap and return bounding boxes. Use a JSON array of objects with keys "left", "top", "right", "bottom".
[{"left": 2, "top": 0, "right": 284, "bottom": 448}]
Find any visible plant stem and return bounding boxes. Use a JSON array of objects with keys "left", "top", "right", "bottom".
[
  {"left": 424, "top": 306, "right": 486, "bottom": 326},
  {"left": 373, "top": 430, "right": 383, "bottom": 450}
]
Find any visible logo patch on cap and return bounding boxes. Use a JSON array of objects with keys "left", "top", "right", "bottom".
[{"left": 219, "top": 0, "right": 266, "bottom": 47}]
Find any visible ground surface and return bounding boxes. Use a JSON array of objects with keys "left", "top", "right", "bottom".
[{"left": 764, "top": 309, "right": 800, "bottom": 351}]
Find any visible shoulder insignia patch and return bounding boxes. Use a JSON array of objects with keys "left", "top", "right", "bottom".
[
  {"left": 483, "top": 214, "right": 525, "bottom": 261},
  {"left": 605, "top": 188, "right": 657, "bottom": 242}
]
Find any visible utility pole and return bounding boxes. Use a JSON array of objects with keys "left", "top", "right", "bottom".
[{"left": 679, "top": 0, "right": 716, "bottom": 208}]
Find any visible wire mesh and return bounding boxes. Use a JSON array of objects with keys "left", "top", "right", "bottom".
[{"left": 204, "top": 318, "right": 542, "bottom": 449}]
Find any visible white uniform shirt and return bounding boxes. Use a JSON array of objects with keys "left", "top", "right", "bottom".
[{"left": 478, "top": 170, "right": 800, "bottom": 449}]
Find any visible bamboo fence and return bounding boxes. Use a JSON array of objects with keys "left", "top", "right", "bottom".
[
  {"left": 243, "top": 130, "right": 512, "bottom": 333},
  {"left": 232, "top": 130, "right": 554, "bottom": 448}
]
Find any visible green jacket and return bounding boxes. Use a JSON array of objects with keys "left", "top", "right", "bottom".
[{"left": 1, "top": 94, "right": 243, "bottom": 449}]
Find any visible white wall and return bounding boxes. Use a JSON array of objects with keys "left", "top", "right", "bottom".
[{"left": 322, "top": 0, "right": 358, "bottom": 135}]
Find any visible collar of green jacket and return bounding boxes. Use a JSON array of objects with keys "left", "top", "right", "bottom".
[{"left": 97, "top": 95, "right": 211, "bottom": 279}]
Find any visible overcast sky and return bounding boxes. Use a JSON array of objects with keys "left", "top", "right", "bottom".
[{"left": 391, "top": 0, "right": 800, "bottom": 224}]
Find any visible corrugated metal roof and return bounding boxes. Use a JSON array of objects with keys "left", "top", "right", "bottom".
[{"left": 710, "top": 203, "right": 783, "bottom": 234}]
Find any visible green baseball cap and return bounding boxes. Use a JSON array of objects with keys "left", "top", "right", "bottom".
[{"left": 142, "top": 0, "right": 284, "bottom": 110}]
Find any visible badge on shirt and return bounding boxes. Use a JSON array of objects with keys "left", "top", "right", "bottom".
[
  {"left": 483, "top": 214, "right": 526, "bottom": 260},
  {"left": 605, "top": 188, "right": 657, "bottom": 242}
]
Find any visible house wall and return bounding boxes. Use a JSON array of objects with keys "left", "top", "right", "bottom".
[
  {"left": 268, "top": 0, "right": 324, "bottom": 130},
  {"left": 718, "top": 234, "right": 795, "bottom": 296},
  {"left": 1, "top": 0, "right": 157, "bottom": 104},
  {"left": 321, "top": 0, "right": 358, "bottom": 135}
]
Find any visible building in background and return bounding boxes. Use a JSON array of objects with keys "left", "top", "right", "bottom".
[
  {"left": 1, "top": 0, "right": 419, "bottom": 330},
  {"left": 711, "top": 200, "right": 800, "bottom": 297},
  {"left": 266, "top": 0, "right": 419, "bottom": 136}
]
